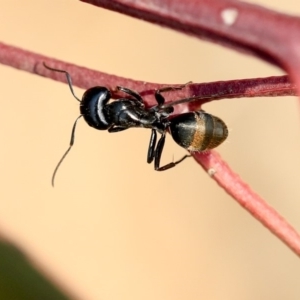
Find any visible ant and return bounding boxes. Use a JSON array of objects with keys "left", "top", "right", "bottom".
[{"left": 43, "top": 63, "right": 228, "bottom": 186}]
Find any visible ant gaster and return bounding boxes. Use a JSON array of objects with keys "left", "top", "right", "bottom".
[{"left": 43, "top": 63, "right": 228, "bottom": 186}]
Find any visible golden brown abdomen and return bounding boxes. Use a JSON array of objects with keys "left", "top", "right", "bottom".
[{"left": 169, "top": 111, "right": 228, "bottom": 152}]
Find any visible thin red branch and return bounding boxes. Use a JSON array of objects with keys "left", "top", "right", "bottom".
[
  {"left": 0, "top": 42, "right": 296, "bottom": 111},
  {"left": 77, "top": 0, "right": 300, "bottom": 256},
  {"left": 194, "top": 151, "right": 300, "bottom": 256},
  {"left": 81, "top": 0, "right": 300, "bottom": 92},
  {"left": 0, "top": 41, "right": 299, "bottom": 255}
]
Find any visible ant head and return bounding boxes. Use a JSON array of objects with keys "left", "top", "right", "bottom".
[
  {"left": 43, "top": 63, "right": 113, "bottom": 186},
  {"left": 80, "top": 87, "right": 112, "bottom": 130}
]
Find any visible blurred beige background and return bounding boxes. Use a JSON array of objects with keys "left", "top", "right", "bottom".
[{"left": 0, "top": 0, "right": 299, "bottom": 299}]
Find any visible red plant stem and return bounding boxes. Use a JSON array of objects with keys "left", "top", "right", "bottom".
[
  {"left": 0, "top": 42, "right": 296, "bottom": 111},
  {"left": 0, "top": 42, "right": 299, "bottom": 255},
  {"left": 194, "top": 151, "right": 300, "bottom": 256},
  {"left": 81, "top": 0, "right": 300, "bottom": 92}
]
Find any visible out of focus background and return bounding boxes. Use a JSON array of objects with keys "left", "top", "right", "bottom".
[{"left": 0, "top": 1, "right": 299, "bottom": 299}]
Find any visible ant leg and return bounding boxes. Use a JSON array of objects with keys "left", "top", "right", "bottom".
[
  {"left": 155, "top": 81, "right": 192, "bottom": 106},
  {"left": 108, "top": 126, "right": 128, "bottom": 133},
  {"left": 154, "top": 132, "right": 191, "bottom": 171},
  {"left": 116, "top": 86, "right": 144, "bottom": 104},
  {"left": 154, "top": 132, "right": 166, "bottom": 170},
  {"left": 156, "top": 154, "right": 192, "bottom": 171},
  {"left": 147, "top": 129, "right": 157, "bottom": 163}
]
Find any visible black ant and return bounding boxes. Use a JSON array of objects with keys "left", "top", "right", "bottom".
[{"left": 43, "top": 63, "right": 228, "bottom": 186}]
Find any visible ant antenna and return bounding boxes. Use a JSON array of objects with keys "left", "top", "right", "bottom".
[
  {"left": 52, "top": 115, "right": 82, "bottom": 187},
  {"left": 43, "top": 62, "right": 84, "bottom": 186},
  {"left": 43, "top": 62, "right": 81, "bottom": 102}
]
